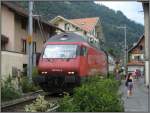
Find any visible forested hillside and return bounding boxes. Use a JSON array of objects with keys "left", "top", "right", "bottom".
[{"left": 17, "top": 1, "right": 144, "bottom": 57}]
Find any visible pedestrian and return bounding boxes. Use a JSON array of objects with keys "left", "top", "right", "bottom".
[
  {"left": 115, "top": 69, "right": 120, "bottom": 80},
  {"left": 125, "top": 73, "right": 134, "bottom": 98}
]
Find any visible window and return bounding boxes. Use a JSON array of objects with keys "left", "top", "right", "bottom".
[
  {"left": 43, "top": 45, "right": 77, "bottom": 58},
  {"left": 76, "top": 27, "right": 80, "bottom": 31},
  {"left": 23, "top": 64, "right": 27, "bottom": 76},
  {"left": 92, "top": 29, "right": 95, "bottom": 35},
  {"left": 84, "top": 31, "right": 87, "bottom": 36},
  {"left": 33, "top": 21, "right": 37, "bottom": 33},
  {"left": 64, "top": 23, "right": 67, "bottom": 30},
  {"left": 64, "top": 23, "right": 70, "bottom": 31},
  {"left": 33, "top": 41, "right": 36, "bottom": 53},
  {"left": 1, "top": 43, "right": 6, "bottom": 50},
  {"left": 21, "top": 18, "right": 27, "bottom": 30},
  {"left": 22, "top": 39, "right": 26, "bottom": 53},
  {"left": 80, "top": 46, "right": 87, "bottom": 56},
  {"left": 134, "top": 56, "right": 140, "bottom": 61},
  {"left": 139, "top": 45, "right": 143, "bottom": 50},
  {"left": 1, "top": 35, "right": 8, "bottom": 51}
]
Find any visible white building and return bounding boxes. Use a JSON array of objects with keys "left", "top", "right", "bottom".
[
  {"left": 127, "top": 35, "right": 145, "bottom": 75},
  {"left": 50, "top": 16, "right": 104, "bottom": 45},
  {"left": 108, "top": 55, "right": 115, "bottom": 72}
]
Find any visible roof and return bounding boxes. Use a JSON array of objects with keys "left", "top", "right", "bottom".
[
  {"left": 50, "top": 16, "right": 99, "bottom": 32},
  {"left": 128, "top": 35, "right": 144, "bottom": 53},
  {"left": 50, "top": 16, "right": 82, "bottom": 31},
  {"left": 2, "top": 1, "right": 64, "bottom": 32},
  {"left": 47, "top": 32, "right": 87, "bottom": 43},
  {"left": 127, "top": 61, "right": 145, "bottom": 66},
  {"left": 69, "top": 17, "right": 99, "bottom": 32}
]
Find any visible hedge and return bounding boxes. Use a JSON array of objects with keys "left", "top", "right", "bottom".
[{"left": 58, "top": 76, "right": 124, "bottom": 112}]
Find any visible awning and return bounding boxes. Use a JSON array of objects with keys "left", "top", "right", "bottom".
[{"left": 1, "top": 34, "right": 9, "bottom": 43}]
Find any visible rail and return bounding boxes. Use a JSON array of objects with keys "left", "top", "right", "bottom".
[{"left": 1, "top": 90, "right": 45, "bottom": 109}]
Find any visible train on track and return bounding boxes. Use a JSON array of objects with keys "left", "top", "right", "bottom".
[{"left": 34, "top": 33, "right": 108, "bottom": 93}]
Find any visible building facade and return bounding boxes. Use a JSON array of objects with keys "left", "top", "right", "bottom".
[
  {"left": 127, "top": 35, "right": 145, "bottom": 75},
  {"left": 50, "top": 16, "right": 104, "bottom": 45},
  {"left": 1, "top": 2, "right": 63, "bottom": 79},
  {"left": 108, "top": 55, "right": 115, "bottom": 73}
]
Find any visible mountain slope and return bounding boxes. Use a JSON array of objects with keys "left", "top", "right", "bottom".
[{"left": 18, "top": 1, "right": 144, "bottom": 57}]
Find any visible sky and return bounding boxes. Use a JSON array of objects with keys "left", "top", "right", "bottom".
[{"left": 94, "top": 1, "right": 144, "bottom": 25}]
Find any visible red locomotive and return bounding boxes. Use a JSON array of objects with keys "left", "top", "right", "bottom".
[{"left": 34, "top": 33, "right": 108, "bottom": 93}]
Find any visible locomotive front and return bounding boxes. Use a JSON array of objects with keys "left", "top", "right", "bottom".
[{"left": 34, "top": 34, "right": 82, "bottom": 93}]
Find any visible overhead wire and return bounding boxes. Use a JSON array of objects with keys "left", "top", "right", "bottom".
[{"left": 33, "top": 1, "right": 48, "bottom": 42}]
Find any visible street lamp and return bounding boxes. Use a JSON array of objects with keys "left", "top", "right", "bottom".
[{"left": 116, "top": 24, "right": 127, "bottom": 75}]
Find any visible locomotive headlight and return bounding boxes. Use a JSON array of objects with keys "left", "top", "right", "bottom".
[
  {"left": 42, "top": 72, "right": 47, "bottom": 74},
  {"left": 68, "top": 72, "right": 71, "bottom": 74},
  {"left": 68, "top": 72, "right": 75, "bottom": 74}
]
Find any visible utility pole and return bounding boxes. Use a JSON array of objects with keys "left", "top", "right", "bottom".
[
  {"left": 124, "top": 24, "right": 127, "bottom": 76},
  {"left": 117, "top": 24, "right": 127, "bottom": 76},
  {"left": 27, "top": 0, "right": 33, "bottom": 83}
]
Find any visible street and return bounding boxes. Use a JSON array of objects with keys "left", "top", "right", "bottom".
[{"left": 120, "top": 78, "right": 149, "bottom": 112}]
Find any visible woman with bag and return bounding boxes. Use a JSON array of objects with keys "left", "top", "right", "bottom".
[{"left": 125, "top": 73, "right": 134, "bottom": 98}]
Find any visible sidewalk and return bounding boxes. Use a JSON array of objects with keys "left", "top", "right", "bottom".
[{"left": 120, "top": 78, "right": 149, "bottom": 112}]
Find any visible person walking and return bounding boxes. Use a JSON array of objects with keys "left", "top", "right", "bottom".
[{"left": 125, "top": 73, "right": 134, "bottom": 98}]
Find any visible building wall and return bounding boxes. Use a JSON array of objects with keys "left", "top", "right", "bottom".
[
  {"left": 109, "top": 65, "right": 115, "bottom": 72},
  {"left": 14, "top": 14, "right": 49, "bottom": 53},
  {"left": 127, "top": 65, "right": 144, "bottom": 75},
  {"left": 1, "top": 51, "right": 27, "bottom": 79},
  {"left": 130, "top": 37, "right": 144, "bottom": 54},
  {"left": 1, "top": 5, "right": 15, "bottom": 51},
  {"left": 131, "top": 54, "right": 144, "bottom": 60},
  {"left": 54, "top": 19, "right": 102, "bottom": 49},
  {"left": 128, "top": 36, "right": 145, "bottom": 63},
  {"left": 108, "top": 56, "right": 115, "bottom": 72},
  {"left": 1, "top": 5, "right": 55, "bottom": 79},
  {"left": 55, "top": 20, "right": 85, "bottom": 36}
]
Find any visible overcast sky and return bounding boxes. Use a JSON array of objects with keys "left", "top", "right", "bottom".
[{"left": 94, "top": 1, "right": 144, "bottom": 25}]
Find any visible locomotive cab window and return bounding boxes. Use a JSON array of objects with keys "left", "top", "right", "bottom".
[
  {"left": 80, "top": 46, "right": 87, "bottom": 56},
  {"left": 43, "top": 45, "right": 78, "bottom": 58}
]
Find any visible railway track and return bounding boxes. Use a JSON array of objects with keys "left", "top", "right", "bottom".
[{"left": 1, "top": 90, "right": 61, "bottom": 112}]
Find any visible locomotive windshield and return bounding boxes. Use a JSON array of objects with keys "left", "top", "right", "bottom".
[{"left": 43, "top": 45, "right": 77, "bottom": 58}]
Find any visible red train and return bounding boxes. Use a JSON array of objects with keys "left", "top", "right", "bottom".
[{"left": 34, "top": 33, "right": 108, "bottom": 93}]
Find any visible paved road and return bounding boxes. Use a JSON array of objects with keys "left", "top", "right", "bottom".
[{"left": 120, "top": 78, "right": 149, "bottom": 112}]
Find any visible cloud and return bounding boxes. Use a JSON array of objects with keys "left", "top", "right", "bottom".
[{"left": 95, "top": 1, "right": 144, "bottom": 25}]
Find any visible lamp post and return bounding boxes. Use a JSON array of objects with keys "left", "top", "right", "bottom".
[{"left": 116, "top": 24, "right": 127, "bottom": 76}]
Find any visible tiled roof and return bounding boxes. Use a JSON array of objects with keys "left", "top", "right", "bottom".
[
  {"left": 69, "top": 17, "right": 99, "bottom": 32},
  {"left": 127, "top": 61, "right": 145, "bottom": 66},
  {"left": 128, "top": 35, "right": 144, "bottom": 53}
]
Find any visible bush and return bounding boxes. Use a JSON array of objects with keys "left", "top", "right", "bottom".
[
  {"left": 32, "top": 67, "right": 39, "bottom": 78},
  {"left": 25, "top": 95, "right": 55, "bottom": 112},
  {"left": 108, "top": 73, "right": 116, "bottom": 80},
  {"left": 20, "top": 67, "right": 41, "bottom": 93},
  {"left": 20, "top": 77, "right": 40, "bottom": 93},
  {"left": 1, "top": 76, "right": 21, "bottom": 102},
  {"left": 58, "top": 76, "right": 124, "bottom": 112}
]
